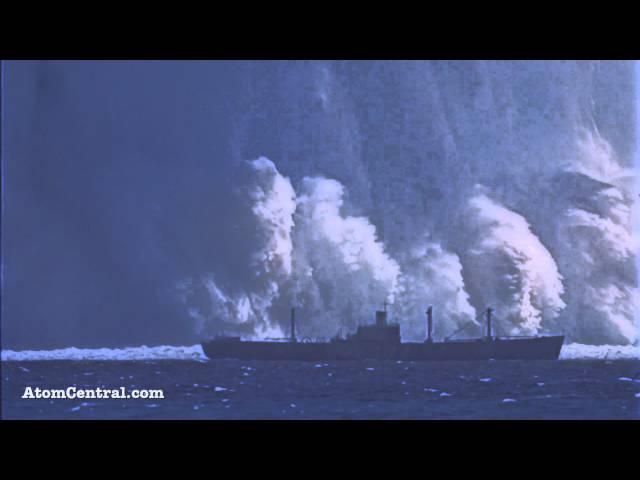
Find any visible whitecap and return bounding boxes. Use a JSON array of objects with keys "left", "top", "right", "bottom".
[
  {"left": 560, "top": 344, "right": 640, "bottom": 360},
  {"left": 1, "top": 344, "right": 208, "bottom": 362}
]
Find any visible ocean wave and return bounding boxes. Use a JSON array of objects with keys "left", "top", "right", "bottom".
[{"left": 2, "top": 342, "right": 638, "bottom": 361}]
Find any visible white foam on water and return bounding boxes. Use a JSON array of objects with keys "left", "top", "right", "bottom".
[
  {"left": 1, "top": 344, "right": 207, "bottom": 362},
  {"left": 560, "top": 343, "right": 640, "bottom": 360}
]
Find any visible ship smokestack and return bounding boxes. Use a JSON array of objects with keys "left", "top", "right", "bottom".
[
  {"left": 290, "top": 307, "right": 297, "bottom": 343},
  {"left": 486, "top": 307, "right": 493, "bottom": 339},
  {"left": 426, "top": 306, "right": 433, "bottom": 343}
]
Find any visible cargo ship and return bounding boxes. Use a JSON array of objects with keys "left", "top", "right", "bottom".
[{"left": 201, "top": 306, "right": 564, "bottom": 362}]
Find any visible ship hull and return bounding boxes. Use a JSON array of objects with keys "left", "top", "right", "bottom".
[{"left": 201, "top": 335, "right": 564, "bottom": 362}]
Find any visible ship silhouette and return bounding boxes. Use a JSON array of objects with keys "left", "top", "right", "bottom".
[{"left": 201, "top": 305, "right": 564, "bottom": 361}]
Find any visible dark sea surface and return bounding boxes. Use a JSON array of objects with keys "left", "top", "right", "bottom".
[{"left": 2, "top": 359, "right": 640, "bottom": 419}]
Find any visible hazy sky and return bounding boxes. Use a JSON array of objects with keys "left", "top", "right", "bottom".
[{"left": 2, "top": 61, "right": 247, "bottom": 349}]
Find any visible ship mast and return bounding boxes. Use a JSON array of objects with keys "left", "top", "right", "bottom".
[
  {"left": 290, "top": 307, "right": 297, "bottom": 343},
  {"left": 486, "top": 307, "right": 493, "bottom": 339}
]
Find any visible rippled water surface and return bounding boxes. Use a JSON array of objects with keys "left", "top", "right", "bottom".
[{"left": 2, "top": 359, "right": 639, "bottom": 419}]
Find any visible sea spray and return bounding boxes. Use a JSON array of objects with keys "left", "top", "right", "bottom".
[
  {"left": 177, "top": 158, "right": 296, "bottom": 338},
  {"left": 552, "top": 130, "right": 638, "bottom": 344},
  {"left": 290, "top": 176, "right": 401, "bottom": 336},
  {"left": 395, "top": 239, "right": 477, "bottom": 340},
  {"left": 178, "top": 61, "right": 638, "bottom": 346},
  {"left": 461, "top": 192, "right": 566, "bottom": 335}
]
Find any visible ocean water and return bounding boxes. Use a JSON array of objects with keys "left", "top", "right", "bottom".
[{"left": 2, "top": 346, "right": 639, "bottom": 419}]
